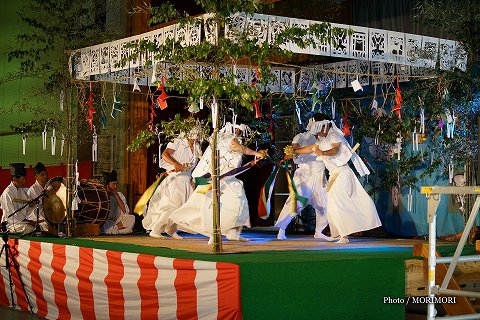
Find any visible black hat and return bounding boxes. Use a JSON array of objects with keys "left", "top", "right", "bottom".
[
  {"left": 103, "top": 170, "right": 118, "bottom": 184},
  {"left": 9, "top": 163, "right": 26, "bottom": 178},
  {"left": 34, "top": 162, "right": 47, "bottom": 176}
]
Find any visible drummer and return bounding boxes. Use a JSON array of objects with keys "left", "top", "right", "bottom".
[
  {"left": 101, "top": 170, "right": 135, "bottom": 235},
  {"left": 27, "top": 162, "right": 50, "bottom": 232},
  {"left": 0, "top": 163, "right": 35, "bottom": 234}
]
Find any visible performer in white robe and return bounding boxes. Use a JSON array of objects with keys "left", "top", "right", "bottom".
[
  {"left": 170, "top": 122, "right": 265, "bottom": 243},
  {"left": 296, "top": 116, "right": 381, "bottom": 243},
  {"left": 0, "top": 163, "right": 35, "bottom": 235},
  {"left": 27, "top": 162, "right": 50, "bottom": 232},
  {"left": 275, "top": 122, "right": 331, "bottom": 241},
  {"left": 101, "top": 170, "right": 135, "bottom": 235},
  {"left": 142, "top": 134, "right": 201, "bottom": 239}
]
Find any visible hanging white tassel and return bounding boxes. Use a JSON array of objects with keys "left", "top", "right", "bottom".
[
  {"left": 295, "top": 101, "right": 302, "bottom": 124},
  {"left": 51, "top": 128, "right": 56, "bottom": 156},
  {"left": 448, "top": 158, "right": 454, "bottom": 183},
  {"left": 133, "top": 78, "right": 141, "bottom": 92},
  {"left": 407, "top": 186, "right": 413, "bottom": 212},
  {"left": 412, "top": 127, "right": 418, "bottom": 152},
  {"left": 420, "top": 108, "right": 425, "bottom": 134},
  {"left": 92, "top": 126, "right": 98, "bottom": 162},
  {"left": 22, "top": 134, "right": 27, "bottom": 155},
  {"left": 151, "top": 61, "right": 157, "bottom": 84},
  {"left": 212, "top": 96, "right": 219, "bottom": 129},
  {"left": 375, "top": 123, "right": 380, "bottom": 146},
  {"left": 42, "top": 125, "right": 47, "bottom": 150},
  {"left": 446, "top": 110, "right": 453, "bottom": 138},
  {"left": 396, "top": 132, "right": 402, "bottom": 161},
  {"left": 331, "top": 99, "right": 336, "bottom": 119},
  {"left": 451, "top": 110, "right": 456, "bottom": 137},
  {"left": 60, "top": 90, "right": 64, "bottom": 111},
  {"left": 61, "top": 134, "right": 65, "bottom": 157},
  {"left": 199, "top": 96, "right": 204, "bottom": 110}
]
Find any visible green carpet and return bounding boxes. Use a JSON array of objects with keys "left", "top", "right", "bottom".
[{"left": 17, "top": 236, "right": 412, "bottom": 319}]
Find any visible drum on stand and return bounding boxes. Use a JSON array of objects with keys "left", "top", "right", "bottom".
[
  {"left": 43, "top": 177, "right": 110, "bottom": 236},
  {"left": 74, "top": 179, "right": 110, "bottom": 236}
]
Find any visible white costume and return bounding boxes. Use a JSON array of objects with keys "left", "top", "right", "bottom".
[
  {"left": 315, "top": 122, "right": 381, "bottom": 239},
  {"left": 101, "top": 192, "right": 135, "bottom": 234},
  {"left": 142, "top": 138, "right": 200, "bottom": 237},
  {"left": 27, "top": 180, "right": 50, "bottom": 232},
  {"left": 275, "top": 132, "right": 328, "bottom": 237},
  {"left": 170, "top": 130, "right": 250, "bottom": 241},
  {"left": 0, "top": 182, "right": 35, "bottom": 235}
]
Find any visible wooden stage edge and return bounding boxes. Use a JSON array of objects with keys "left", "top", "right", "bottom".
[{"left": 80, "top": 231, "right": 450, "bottom": 255}]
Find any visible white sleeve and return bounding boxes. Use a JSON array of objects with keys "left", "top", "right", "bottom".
[{"left": 118, "top": 192, "right": 130, "bottom": 215}]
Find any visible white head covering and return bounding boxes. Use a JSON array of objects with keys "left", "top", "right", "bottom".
[
  {"left": 308, "top": 119, "right": 344, "bottom": 136},
  {"left": 220, "top": 122, "right": 251, "bottom": 137}
]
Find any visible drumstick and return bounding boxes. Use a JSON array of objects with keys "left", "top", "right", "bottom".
[{"left": 13, "top": 198, "right": 32, "bottom": 203}]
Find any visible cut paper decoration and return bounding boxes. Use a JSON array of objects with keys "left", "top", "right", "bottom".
[
  {"left": 86, "top": 84, "right": 96, "bottom": 130},
  {"left": 92, "top": 126, "right": 98, "bottom": 162},
  {"left": 22, "top": 134, "right": 27, "bottom": 155},
  {"left": 42, "top": 125, "right": 48, "bottom": 150},
  {"left": 51, "top": 128, "right": 56, "bottom": 156},
  {"left": 156, "top": 78, "right": 169, "bottom": 110},
  {"left": 133, "top": 77, "right": 141, "bottom": 92},
  {"left": 61, "top": 134, "right": 65, "bottom": 157},
  {"left": 392, "top": 79, "right": 403, "bottom": 119}
]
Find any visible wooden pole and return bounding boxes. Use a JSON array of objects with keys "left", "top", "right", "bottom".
[
  {"left": 65, "top": 85, "right": 75, "bottom": 237},
  {"left": 211, "top": 125, "right": 223, "bottom": 253}
]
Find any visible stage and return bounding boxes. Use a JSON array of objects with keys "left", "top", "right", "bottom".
[{"left": 0, "top": 230, "right": 473, "bottom": 320}]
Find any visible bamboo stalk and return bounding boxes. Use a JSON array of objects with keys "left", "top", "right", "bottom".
[{"left": 211, "top": 127, "right": 223, "bottom": 253}]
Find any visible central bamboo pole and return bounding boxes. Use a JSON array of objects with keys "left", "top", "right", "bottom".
[{"left": 211, "top": 125, "right": 223, "bottom": 253}]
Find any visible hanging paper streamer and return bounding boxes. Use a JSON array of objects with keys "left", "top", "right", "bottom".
[
  {"left": 395, "top": 132, "right": 402, "bottom": 160},
  {"left": 199, "top": 96, "right": 204, "bottom": 110},
  {"left": 374, "top": 123, "right": 381, "bottom": 146},
  {"left": 448, "top": 158, "right": 454, "bottom": 183},
  {"left": 331, "top": 99, "right": 336, "bottom": 119},
  {"left": 212, "top": 96, "right": 219, "bottom": 129},
  {"left": 430, "top": 149, "right": 434, "bottom": 165},
  {"left": 51, "top": 128, "right": 56, "bottom": 156},
  {"left": 85, "top": 82, "right": 96, "bottom": 130},
  {"left": 412, "top": 127, "right": 419, "bottom": 152},
  {"left": 133, "top": 77, "right": 141, "bottom": 92},
  {"left": 42, "top": 125, "right": 48, "bottom": 150},
  {"left": 156, "top": 77, "right": 169, "bottom": 110},
  {"left": 445, "top": 110, "right": 456, "bottom": 138},
  {"left": 60, "top": 90, "right": 64, "bottom": 111},
  {"left": 407, "top": 186, "right": 413, "bottom": 212},
  {"left": 341, "top": 109, "right": 351, "bottom": 137},
  {"left": 392, "top": 79, "right": 403, "bottom": 119},
  {"left": 111, "top": 88, "right": 122, "bottom": 118},
  {"left": 233, "top": 64, "right": 238, "bottom": 86},
  {"left": 61, "top": 134, "right": 65, "bottom": 157},
  {"left": 22, "top": 134, "right": 27, "bottom": 155},
  {"left": 251, "top": 74, "right": 261, "bottom": 118},
  {"left": 147, "top": 98, "right": 157, "bottom": 130},
  {"left": 295, "top": 101, "right": 302, "bottom": 124},
  {"left": 151, "top": 61, "right": 157, "bottom": 84},
  {"left": 420, "top": 108, "right": 425, "bottom": 134},
  {"left": 92, "top": 126, "right": 98, "bottom": 162}
]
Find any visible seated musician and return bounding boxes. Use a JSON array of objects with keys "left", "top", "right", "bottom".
[
  {"left": 27, "top": 162, "right": 50, "bottom": 232},
  {"left": 0, "top": 163, "right": 35, "bottom": 235},
  {"left": 101, "top": 170, "right": 135, "bottom": 235}
]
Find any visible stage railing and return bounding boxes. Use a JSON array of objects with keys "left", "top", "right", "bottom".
[{"left": 420, "top": 186, "right": 480, "bottom": 320}]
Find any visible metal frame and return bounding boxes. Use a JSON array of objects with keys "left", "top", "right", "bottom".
[{"left": 421, "top": 186, "right": 480, "bottom": 320}]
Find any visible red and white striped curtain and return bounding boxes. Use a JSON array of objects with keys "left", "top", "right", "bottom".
[{"left": 0, "top": 239, "right": 242, "bottom": 320}]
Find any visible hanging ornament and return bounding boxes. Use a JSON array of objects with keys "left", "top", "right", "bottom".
[
  {"left": 331, "top": 99, "right": 336, "bottom": 119},
  {"left": 61, "top": 134, "right": 65, "bottom": 157},
  {"left": 233, "top": 63, "right": 238, "bottom": 86},
  {"left": 42, "top": 125, "right": 48, "bottom": 150},
  {"left": 72, "top": 160, "right": 79, "bottom": 211},
  {"left": 407, "top": 186, "right": 413, "bottom": 212},
  {"left": 92, "top": 126, "right": 98, "bottom": 162},
  {"left": 374, "top": 123, "right": 381, "bottom": 146},
  {"left": 212, "top": 96, "right": 219, "bottom": 129},
  {"left": 295, "top": 101, "right": 302, "bottom": 124},
  {"left": 392, "top": 78, "right": 402, "bottom": 119},
  {"left": 133, "top": 77, "right": 141, "bottom": 92},
  {"left": 156, "top": 77, "right": 169, "bottom": 110},
  {"left": 111, "top": 87, "right": 122, "bottom": 118},
  {"left": 147, "top": 98, "right": 157, "bottom": 130},
  {"left": 51, "top": 128, "right": 56, "bottom": 156},
  {"left": 85, "top": 82, "right": 96, "bottom": 130},
  {"left": 151, "top": 61, "right": 157, "bottom": 84},
  {"left": 395, "top": 132, "right": 402, "bottom": 160},
  {"left": 22, "top": 134, "right": 27, "bottom": 156},
  {"left": 420, "top": 108, "right": 425, "bottom": 134},
  {"left": 448, "top": 158, "right": 454, "bottom": 183},
  {"left": 250, "top": 74, "right": 261, "bottom": 118},
  {"left": 412, "top": 127, "right": 418, "bottom": 152},
  {"left": 199, "top": 96, "right": 204, "bottom": 110},
  {"left": 341, "top": 109, "right": 351, "bottom": 137},
  {"left": 60, "top": 90, "right": 64, "bottom": 111}
]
